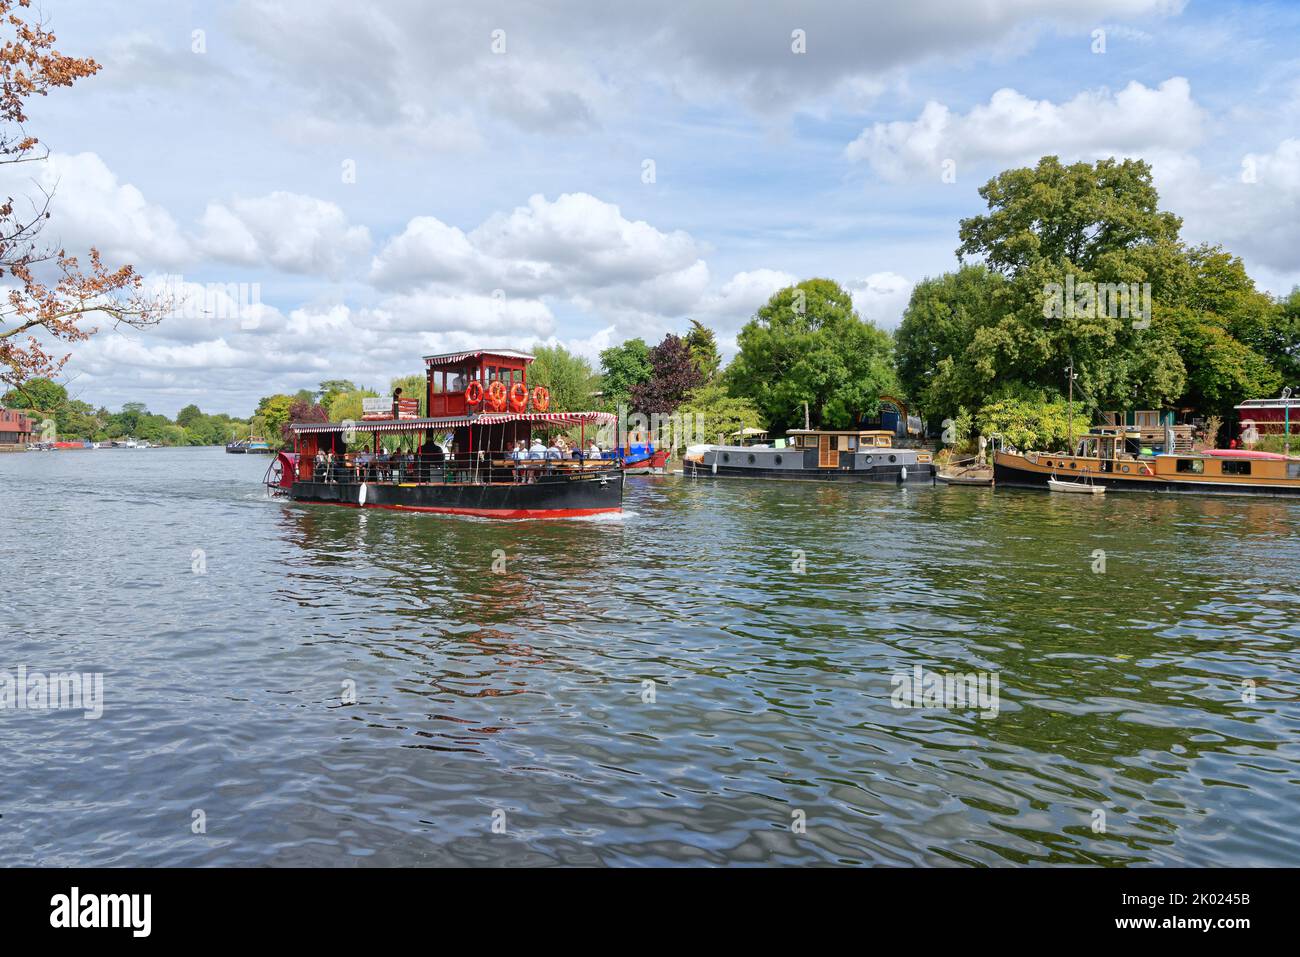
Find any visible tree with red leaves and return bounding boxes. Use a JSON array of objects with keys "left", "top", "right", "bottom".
[
  {"left": 283, "top": 399, "right": 328, "bottom": 445},
  {"left": 630, "top": 333, "right": 705, "bottom": 414},
  {"left": 0, "top": 0, "right": 167, "bottom": 403}
]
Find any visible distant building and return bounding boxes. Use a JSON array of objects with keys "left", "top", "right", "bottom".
[
  {"left": 1235, "top": 396, "right": 1300, "bottom": 435},
  {"left": 0, "top": 407, "right": 33, "bottom": 446}
]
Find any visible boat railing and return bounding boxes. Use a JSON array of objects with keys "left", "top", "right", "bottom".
[{"left": 304, "top": 450, "right": 619, "bottom": 486}]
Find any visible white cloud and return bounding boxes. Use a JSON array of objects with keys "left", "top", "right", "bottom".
[
  {"left": 471, "top": 193, "right": 703, "bottom": 291},
  {"left": 1156, "top": 138, "right": 1300, "bottom": 283},
  {"left": 198, "top": 192, "right": 371, "bottom": 278},
  {"left": 847, "top": 272, "right": 914, "bottom": 329},
  {"left": 228, "top": 0, "right": 1183, "bottom": 129},
  {"left": 362, "top": 288, "right": 556, "bottom": 336},
  {"left": 371, "top": 193, "right": 703, "bottom": 299},
  {"left": 695, "top": 268, "right": 799, "bottom": 326},
  {"left": 0, "top": 151, "right": 190, "bottom": 268},
  {"left": 846, "top": 78, "right": 1205, "bottom": 180}
]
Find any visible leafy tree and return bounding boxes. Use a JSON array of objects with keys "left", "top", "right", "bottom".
[
  {"left": 726, "top": 278, "right": 897, "bottom": 433},
  {"left": 389, "top": 374, "right": 427, "bottom": 416},
  {"left": 630, "top": 334, "right": 704, "bottom": 414},
  {"left": 683, "top": 319, "right": 721, "bottom": 381},
  {"left": 598, "top": 338, "right": 652, "bottom": 411},
  {"left": 895, "top": 266, "right": 1008, "bottom": 422},
  {"left": 0, "top": 0, "right": 168, "bottom": 393},
  {"left": 975, "top": 393, "right": 1073, "bottom": 451},
  {"left": 327, "top": 388, "right": 379, "bottom": 423},
  {"left": 901, "top": 155, "right": 1289, "bottom": 426},
  {"left": 284, "top": 398, "right": 328, "bottom": 445},
  {"left": 677, "top": 381, "right": 765, "bottom": 445},
  {"left": 2, "top": 377, "right": 66, "bottom": 412},
  {"left": 176, "top": 404, "right": 203, "bottom": 429},
  {"left": 1256, "top": 288, "right": 1300, "bottom": 388},
  {"left": 528, "top": 344, "right": 596, "bottom": 412},
  {"left": 957, "top": 156, "right": 1181, "bottom": 276},
  {"left": 317, "top": 379, "right": 358, "bottom": 408},
  {"left": 255, "top": 394, "right": 295, "bottom": 442}
]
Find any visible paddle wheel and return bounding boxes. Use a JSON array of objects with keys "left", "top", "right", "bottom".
[{"left": 264, "top": 451, "right": 296, "bottom": 497}]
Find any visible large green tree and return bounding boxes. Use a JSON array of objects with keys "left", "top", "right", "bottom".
[
  {"left": 528, "top": 344, "right": 596, "bottom": 413},
  {"left": 2, "top": 377, "right": 67, "bottom": 412},
  {"left": 898, "top": 155, "right": 1287, "bottom": 428},
  {"left": 726, "top": 278, "right": 897, "bottom": 433},
  {"left": 683, "top": 319, "right": 721, "bottom": 381},
  {"left": 598, "top": 338, "right": 652, "bottom": 411},
  {"left": 677, "top": 381, "right": 765, "bottom": 445}
]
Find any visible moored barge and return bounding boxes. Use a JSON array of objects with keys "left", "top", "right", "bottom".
[
  {"left": 269, "top": 348, "right": 623, "bottom": 518},
  {"left": 684, "top": 428, "right": 935, "bottom": 484},
  {"left": 994, "top": 429, "right": 1300, "bottom": 496}
]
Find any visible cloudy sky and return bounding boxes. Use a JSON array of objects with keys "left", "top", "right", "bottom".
[{"left": 10, "top": 0, "right": 1300, "bottom": 416}]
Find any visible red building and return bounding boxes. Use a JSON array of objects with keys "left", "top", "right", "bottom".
[
  {"left": 1235, "top": 396, "right": 1300, "bottom": 435},
  {"left": 0, "top": 407, "right": 33, "bottom": 446}
]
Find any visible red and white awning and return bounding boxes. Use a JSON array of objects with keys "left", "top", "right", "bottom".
[
  {"left": 288, "top": 411, "right": 615, "bottom": 434},
  {"left": 476, "top": 412, "right": 615, "bottom": 426},
  {"left": 422, "top": 348, "right": 535, "bottom": 368}
]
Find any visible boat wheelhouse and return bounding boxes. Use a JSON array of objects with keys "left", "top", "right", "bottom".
[
  {"left": 269, "top": 348, "right": 623, "bottom": 518},
  {"left": 684, "top": 428, "right": 935, "bottom": 484},
  {"left": 993, "top": 429, "right": 1300, "bottom": 496}
]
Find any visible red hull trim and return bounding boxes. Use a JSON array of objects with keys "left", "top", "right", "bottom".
[{"left": 293, "top": 499, "right": 621, "bottom": 519}]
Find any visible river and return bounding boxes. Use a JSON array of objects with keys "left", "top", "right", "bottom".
[{"left": 1, "top": 447, "right": 1297, "bottom": 865}]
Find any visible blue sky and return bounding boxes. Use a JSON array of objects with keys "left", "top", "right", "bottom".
[{"left": 9, "top": 0, "right": 1300, "bottom": 415}]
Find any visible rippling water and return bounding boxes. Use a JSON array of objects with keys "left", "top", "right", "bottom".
[{"left": 1, "top": 447, "right": 1297, "bottom": 866}]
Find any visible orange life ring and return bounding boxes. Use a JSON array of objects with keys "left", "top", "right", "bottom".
[
  {"left": 464, "top": 380, "right": 484, "bottom": 404},
  {"left": 487, "top": 380, "right": 508, "bottom": 411},
  {"left": 508, "top": 382, "right": 529, "bottom": 413},
  {"left": 531, "top": 386, "right": 550, "bottom": 413}
]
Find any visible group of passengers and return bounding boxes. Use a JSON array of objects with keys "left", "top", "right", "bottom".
[
  {"left": 313, "top": 445, "right": 458, "bottom": 484},
  {"left": 312, "top": 434, "right": 605, "bottom": 485},
  {"left": 508, "top": 436, "right": 604, "bottom": 482},
  {"left": 508, "top": 436, "right": 603, "bottom": 460}
]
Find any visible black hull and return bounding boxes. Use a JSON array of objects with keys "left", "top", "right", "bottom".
[
  {"left": 288, "top": 472, "right": 623, "bottom": 518},
  {"left": 993, "top": 462, "right": 1300, "bottom": 497},
  {"left": 684, "top": 461, "right": 935, "bottom": 484}
]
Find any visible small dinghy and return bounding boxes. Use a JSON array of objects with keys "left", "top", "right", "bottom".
[{"left": 1048, "top": 474, "right": 1105, "bottom": 494}]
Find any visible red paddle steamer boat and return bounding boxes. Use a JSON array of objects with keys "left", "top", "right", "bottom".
[{"left": 267, "top": 348, "right": 623, "bottom": 518}]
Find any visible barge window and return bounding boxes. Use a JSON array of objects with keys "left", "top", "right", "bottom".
[
  {"left": 1222, "top": 460, "right": 1251, "bottom": 476},
  {"left": 1176, "top": 459, "right": 1204, "bottom": 474}
]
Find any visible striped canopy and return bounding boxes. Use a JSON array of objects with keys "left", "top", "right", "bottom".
[{"left": 289, "top": 411, "right": 615, "bottom": 434}]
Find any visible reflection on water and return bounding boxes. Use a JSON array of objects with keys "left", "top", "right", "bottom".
[{"left": 0, "top": 448, "right": 1297, "bottom": 865}]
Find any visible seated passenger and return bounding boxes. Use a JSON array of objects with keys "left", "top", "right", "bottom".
[{"left": 528, "top": 438, "right": 546, "bottom": 460}]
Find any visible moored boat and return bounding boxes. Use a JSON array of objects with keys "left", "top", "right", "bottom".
[
  {"left": 1048, "top": 476, "right": 1104, "bottom": 494},
  {"left": 994, "top": 429, "right": 1300, "bottom": 496},
  {"left": 684, "top": 428, "right": 935, "bottom": 484},
  {"left": 268, "top": 348, "right": 623, "bottom": 519}
]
